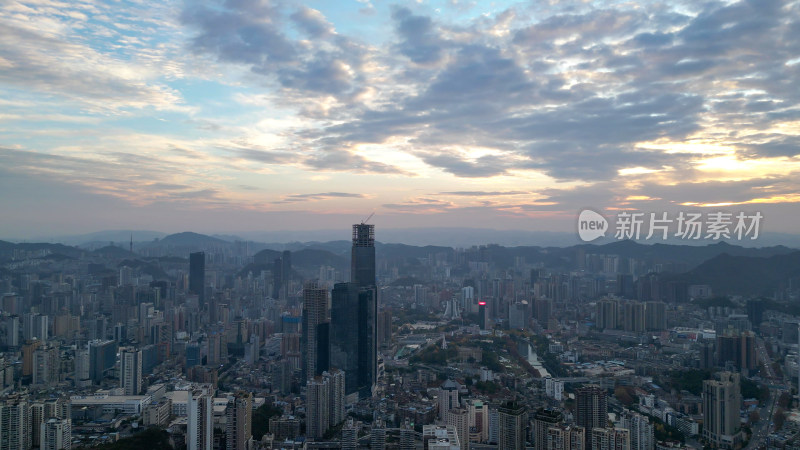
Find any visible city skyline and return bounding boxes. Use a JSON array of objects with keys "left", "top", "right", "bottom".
[{"left": 2, "top": 0, "right": 800, "bottom": 238}]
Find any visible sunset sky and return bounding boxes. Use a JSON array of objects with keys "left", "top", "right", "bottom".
[{"left": 1, "top": 0, "right": 799, "bottom": 239}]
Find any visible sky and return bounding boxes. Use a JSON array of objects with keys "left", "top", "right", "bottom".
[{"left": 1, "top": 0, "right": 799, "bottom": 240}]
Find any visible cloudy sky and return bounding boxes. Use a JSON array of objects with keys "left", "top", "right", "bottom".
[{"left": 1, "top": 0, "right": 799, "bottom": 240}]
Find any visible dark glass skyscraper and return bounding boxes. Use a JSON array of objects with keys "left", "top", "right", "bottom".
[
  {"left": 351, "top": 224, "right": 375, "bottom": 289},
  {"left": 302, "top": 281, "right": 329, "bottom": 380},
  {"left": 331, "top": 282, "right": 376, "bottom": 398},
  {"left": 329, "top": 223, "right": 377, "bottom": 398},
  {"left": 331, "top": 282, "right": 359, "bottom": 395},
  {"left": 189, "top": 251, "right": 205, "bottom": 307},
  {"left": 576, "top": 384, "right": 608, "bottom": 445}
]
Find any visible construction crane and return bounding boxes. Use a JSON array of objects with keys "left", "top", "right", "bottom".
[{"left": 361, "top": 211, "right": 374, "bottom": 224}]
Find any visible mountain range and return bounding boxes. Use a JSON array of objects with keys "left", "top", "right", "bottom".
[{"left": 2, "top": 231, "right": 799, "bottom": 296}]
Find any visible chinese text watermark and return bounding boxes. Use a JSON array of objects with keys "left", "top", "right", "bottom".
[{"left": 577, "top": 209, "right": 762, "bottom": 242}]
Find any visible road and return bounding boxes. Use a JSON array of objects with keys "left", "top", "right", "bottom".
[{"left": 745, "top": 338, "right": 788, "bottom": 449}]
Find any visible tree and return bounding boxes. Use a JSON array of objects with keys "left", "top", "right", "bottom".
[
  {"left": 774, "top": 408, "right": 786, "bottom": 431},
  {"left": 252, "top": 404, "right": 283, "bottom": 440},
  {"left": 615, "top": 386, "right": 634, "bottom": 406}
]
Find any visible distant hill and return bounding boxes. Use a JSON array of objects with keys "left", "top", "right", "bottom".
[
  {"left": 670, "top": 251, "right": 800, "bottom": 296},
  {"left": 93, "top": 245, "right": 136, "bottom": 259},
  {"left": 573, "top": 240, "right": 795, "bottom": 268},
  {"left": 117, "top": 259, "right": 171, "bottom": 281},
  {"left": 0, "top": 240, "right": 83, "bottom": 261},
  {"left": 292, "top": 249, "right": 347, "bottom": 271},
  {"left": 157, "top": 232, "right": 230, "bottom": 247}
]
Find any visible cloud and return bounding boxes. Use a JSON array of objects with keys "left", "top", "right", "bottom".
[
  {"left": 273, "top": 192, "right": 368, "bottom": 204},
  {"left": 182, "top": 0, "right": 366, "bottom": 98},
  {"left": 0, "top": 1, "right": 185, "bottom": 112},
  {"left": 291, "top": 7, "right": 334, "bottom": 38},
  {"left": 438, "top": 191, "right": 529, "bottom": 196},
  {"left": 391, "top": 6, "right": 447, "bottom": 64}
]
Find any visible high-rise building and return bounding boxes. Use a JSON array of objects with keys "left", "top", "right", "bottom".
[
  {"left": 281, "top": 250, "right": 292, "bottom": 299},
  {"left": 445, "top": 407, "right": 469, "bottom": 450},
  {"left": 302, "top": 281, "right": 329, "bottom": 380},
  {"left": 534, "top": 298, "right": 552, "bottom": 325},
  {"left": 189, "top": 252, "right": 205, "bottom": 307},
  {"left": 544, "top": 425, "right": 585, "bottom": 450},
  {"left": 88, "top": 339, "right": 117, "bottom": 383},
  {"left": 623, "top": 302, "right": 645, "bottom": 333},
  {"left": 331, "top": 282, "right": 359, "bottom": 395},
  {"left": 23, "top": 313, "right": 48, "bottom": 341},
  {"left": 644, "top": 301, "right": 666, "bottom": 331},
  {"left": 377, "top": 309, "right": 392, "bottom": 347},
  {"left": 746, "top": 299, "right": 765, "bottom": 330},
  {"left": 438, "top": 379, "right": 460, "bottom": 420},
  {"left": 478, "top": 301, "right": 488, "bottom": 330},
  {"left": 497, "top": 401, "right": 527, "bottom": 450},
  {"left": 120, "top": 348, "right": 142, "bottom": 395},
  {"left": 226, "top": 391, "right": 252, "bottom": 450},
  {"left": 591, "top": 427, "right": 630, "bottom": 450},
  {"left": 306, "top": 376, "right": 330, "bottom": 439},
  {"left": 40, "top": 418, "right": 72, "bottom": 450},
  {"left": 534, "top": 408, "right": 563, "bottom": 450},
  {"left": 576, "top": 385, "right": 607, "bottom": 445},
  {"left": 351, "top": 223, "right": 376, "bottom": 289},
  {"left": 468, "top": 400, "right": 489, "bottom": 443},
  {"left": 350, "top": 223, "right": 378, "bottom": 398},
  {"left": 0, "top": 315, "right": 20, "bottom": 348},
  {"left": 326, "top": 369, "right": 345, "bottom": 427},
  {"left": 597, "top": 299, "right": 619, "bottom": 330},
  {"left": 371, "top": 419, "right": 386, "bottom": 450},
  {"left": 703, "top": 372, "right": 742, "bottom": 448},
  {"left": 620, "top": 410, "right": 653, "bottom": 450},
  {"left": 342, "top": 418, "right": 358, "bottom": 450},
  {"left": 188, "top": 389, "right": 213, "bottom": 450},
  {"left": 356, "top": 287, "right": 376, "bottom": 397},
  {"left": 0, "top": 397, "right": 31, "bottom": 450},
  {"left": 400, "top": 418, "right": 415, "bottom": 450},
  {"left": 33, "top": 345, "right": 59, "bottom": 385}
]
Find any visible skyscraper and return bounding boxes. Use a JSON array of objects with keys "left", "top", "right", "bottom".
[
  {"left": 478, "top": 301, "right": 488, "bottom": 330},
  {"left": 533, "top": 408, "right": 563, "bottom": 450},
  {"left": 703, "top": 372, "right": 742, "bottom": 448},
  {"left": 306, "top": 369, "right": 346, "bottom": 440},
  {"left": 331, "top": 285, "right": 376, "bottom": 398},
  {"left": 306, "top": 376, "right": 330, "bottom": 439},
  {"left": 371, "top": 419, "right": 386, "bottom": 450},
  {"left": 576, "top": 385, "right": 607, "bottom": 445},
  {"left": 591, "top": 427, "right": 630, "bottom": 450},
  {"left": 302, "top": 281, "right": 329, "bottom": 380},
  {"left": 356, "top": 286, "right": 376, "bottom": 397},
  {"left": 446, "top": 407, "right": 469, "bottom": 450},
  {"left": 272, "top": 251, "right": 292, "bottom": 300},
  {"left": 188, "top": 389, "right": 213, "bottom": 450},
  {"left": 226, "top": 391, "right": 253, "bottom": 450},
  {"left": 497, "top": 401, "right": 527, "bottom": 450},
  {"left": 189, "top": 252, "right": 205, "bottom": 307},
  {"left": 40, "top": 418, "right": 72, "bottom": 450},
  {"left": 620, "top": 410, "right": 653, "bottom": 450},
  {"left": 351, "top": 223, "right": 376, "bottom": 289},
  {"left": 438, "top": 379, "right": 460, "bottom": 420},
  {"left": 88, "top": 339, "right": 117, "bottom": 383},
  {"left": 331, "top": 282, "right": 359, "bottom": 395},
  {"left": 120, "top": 348, "right": 142, "bottom": 395},
  {"left": 0, "top": 397, "right": 31, "bottom": 450}
]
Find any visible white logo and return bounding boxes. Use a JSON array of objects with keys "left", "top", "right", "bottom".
[{"left": 577, "top": 209, "right": 608, "bottom": 242}]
